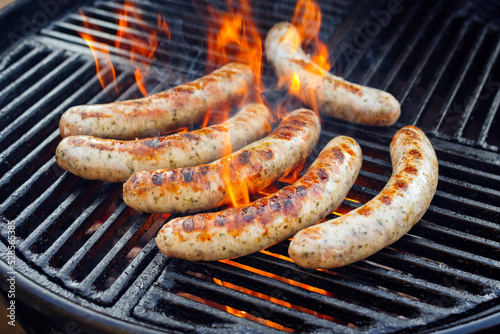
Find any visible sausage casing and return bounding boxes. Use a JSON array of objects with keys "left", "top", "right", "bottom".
[
  {"left": 289, "top": 126, "right": 438, "bottom": 269},
  {"left": 59, "top": 62, "right": 254, "bottom": 139},
  {"left": 55, "top": 103, "right": 272, "bottom": 183},
  {"left": 123, "top": 108, "right": 321, "bottom": 214},
  {"left": 155, "top": 136, "right": 362, "bottom": 261},
  {"left": 265, "top": 22, "right": 400, "bottom": 127}
]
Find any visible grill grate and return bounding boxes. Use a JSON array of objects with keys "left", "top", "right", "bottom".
[{"left": 0, "top": 0, "right": 499, "bottom": 333}]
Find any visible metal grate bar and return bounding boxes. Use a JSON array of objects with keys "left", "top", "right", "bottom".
[
  {"left": 168, "top": 270, "right": 342, "bottom": 332},
  {"left": 0, "top": 55, "right": 88, "bottom": 152},
  {"left": 476, "top": 82, "right": 500, "bottom": 150},
  {"left": 232, "top": 250, "right": 427, "bottom": 320},
  {"left": 55, "top": 202, "right": 133, "bottom": 283},
  {"left": 196, "top": 260, "right": 374, "bottom": 327},
  {"left": 364, "top": 248, "right": 496, "bottom": 297},
  {"left": 452, "top": 28, "right": 500, "bottom": 141},
  {"left": 431, "top": 190, "right": 500, "bottom": 223},
  {"left": 99, "top": 237, "right": 162, "bottom": 304},
  {"left": 430, "top": 23, "right": 490, "bottom": 135},
  {"left": 0, "top": 129, "right": 60, "bottom": 202},
  {"left": 40, "top": 183, "right": 122, "bottom": 271},
  {"left": 378, "top": 1, "right": 439, "bottom": 92},
  {"left": 393, "top": 235, "right": 500, "bottom": 279},
  {"left": 135, "top": 284, "right": 268, "bottom": 333},
  {"left": 411, "top": 221, "right": 500, "bottom": 262},
  {"left": 396, "top": 4, "right": 454, "bottom": 109},
  {"left": 0, "top": 51, "right": 65, "bottom": 121},
  {"left": 0, "top": 45, "right": 49, "bottom": 91},
  {"left": 358, "top": 0, "right": 421, "bottom": 87},
  {"left": 0, "top": 143, "right": 67, "bottom": 221},
  {"left": 411, "top": 18, "right": 475, "bottom": 128},
  {"left": 78, "top": 212, "right": 159, "bottom": 290},
  {"left": 16, "top": 181, "right": 103, "bottom": 255}
]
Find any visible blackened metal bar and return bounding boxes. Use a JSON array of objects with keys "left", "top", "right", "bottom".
[
  {"left": 365, "top": 248, "right": 498, "bottom": 296},
  {"left": 476, "top": 83, "right": 500, "bottom": 149},
  {"left": 431, "top": 23, "right": 490, "bottom": 135},
  {"left": 411, "top": 220, "right": 500, "bottom": 261},
  {"left": 99, "top": 237, "right": 161, "bottom": 304},
  {"left": 432, "top": 189, "right": 500, "bottom": 223},
  {"left": 0, "top": 69, "right": 105, "bottom": 174},
  {"left": 411, "top": 18, "right": 473, "bottom": 127},
  {"left": 397, "top": 7, "right": 455, "bottom": 107},
  {"left": 379, "top": 2, "right": 439, "bottom": 91},
  {"left": 0, "top": 51, "right": 65, "bottom": 122},
  {"left": 56, "top": 202, "right": 133, "bottom": 283},
  {"left": 359, "top": 0, "right": 420, "bottom": 86},
  {"left": 0, "top": 46, "right": 47, "bottom": 91},
  {"left": 394, "top": 234, "right": 500, "bottom": 279},
  {"left": 0, "top": 53, "right": 80, "bottom": 121},
  {"left": 17, "top": 180, "right": 103, "bottom": 256},
  {"left": 0, "top": 129, "right": 60, "bottom": 199},
  {"left": 134, "top": 285, "right": 262, "bottom": 333},
  {"left": 0, "top": 54, "right": 86, "bottom": 152},
  {"left": 452, "top": 26, "right": 500, "bottom": 140},
  {"left": 166, "top": 270, "right": 347, "bottom": 332},
  {"left": 197, "top": 260, "right": 376, "bottom": 328},
  {"left": 78, "top": 212, "right": 159, "bottom": 293},
  {"left": 37, "top": 183, "right": 121, "bottom": 271},
  {"left": 0, "top": 157, "right": 75, "bottom": 227},
  {"left": 234, "top": 251, "right": 431, "bottom": 320}
]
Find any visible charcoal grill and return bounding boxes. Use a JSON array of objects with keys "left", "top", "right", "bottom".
[{"left": 1, "top": 0, "right": 499, "bottom": 333}]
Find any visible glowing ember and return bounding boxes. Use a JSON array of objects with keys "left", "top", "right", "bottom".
[{"left": 219, "top": 259, "right": 335, "bottom": 297}]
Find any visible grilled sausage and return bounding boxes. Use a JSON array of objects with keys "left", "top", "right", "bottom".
[
  {"left": 265, "top": 22, "right": 400, "bottom": 127},
  {"left": 55, "top": 103, "right": 272, "bottom": 183},
  {"left": 289, "top": 126, "right": 438, "bottom": 269},
  {"left": 59, "top": 62, "right": 254, "bottom": 139},
  {"left": 155, "top": 136, "right": 362, "bottom": 261},
  {"left": 123, "top": 108, "right": 321, "bottom": 214}
]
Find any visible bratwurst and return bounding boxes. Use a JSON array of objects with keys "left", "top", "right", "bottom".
[
  {"left": 59, "top": 62, "right": 254, "bottom": 139},
  {"left": 289, "top": 126, "right": 438, "bottom": 269},
  {"left": 123, "top": 108, "right": 321, "bottom": 214},
  {"left": 55, "top": 103, "right": 272, "bottom": 183},
  {"left": 155, "top": 136, "right": 362, "bottom": 261},
  {"left": 265, "top": 22, "right": 400, "bottom": 127}
]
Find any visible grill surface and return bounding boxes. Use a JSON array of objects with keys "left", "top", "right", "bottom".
[{"left": 1, "top": 0, "right": 499, "bottom": 333}]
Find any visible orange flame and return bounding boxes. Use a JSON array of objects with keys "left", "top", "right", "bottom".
[
  {"left": 206, "top": 0, "right": 263, "bottom": 95},
  {"left": 279, "top": 160, "right": 306, "bottom": 184},
  {"left": 292, "top": 0, "right": 322, "bottom": 47},
  {"left": 277, "top": 0, "right": 330, "bottom": 115},
  {"left": 114, "top": 1, "right": 171, "bottom": 96},
  {"left": 78, "top": 8, "right": 118, "bottom": 93},
  {"left": 78, "top": 3, "right": 170, "bottom": 95},
  {"left": 203, "top": 0, "right": 265, "bottom": 207},
  {"left": 291, "top": 0, "right": 330, "bottom": 72},
  {"left": 219, "top": 259, "right": 335, "bottom": 297}
]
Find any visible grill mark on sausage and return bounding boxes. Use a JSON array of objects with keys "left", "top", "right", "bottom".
[
  {"left": 358, "top": 206, "right": 372, "bottom": 216},
  {"left": 403, "top": 166, "right": 418, "bottom": 175},
  {"left": 409, "top": 149, "right": 423, "bottom": 159},
  {"left": 380, "top": 194, "right": 392, "bottom": 205},
  {"left": 394, "top": 179, "right": 408, "bottom": 191}
]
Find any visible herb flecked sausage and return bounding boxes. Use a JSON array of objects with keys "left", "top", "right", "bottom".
[
  {"left": 59, "top": 62, "right": 254, "bottom": 139},
  {"left": 289, "top": 126, "right": 438, "bottom": 269},
  {"left": 122, "top": 108, "right": 321, "bottom": 214},
  {"left": 265, "top": 22, "right": 400, "bottom": 127},
  {"left": 55, "top": 103, "right": 272, "bottom": 183},
  {"left": 155, "top": 136, "right": 362, "bottom": 261}
]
